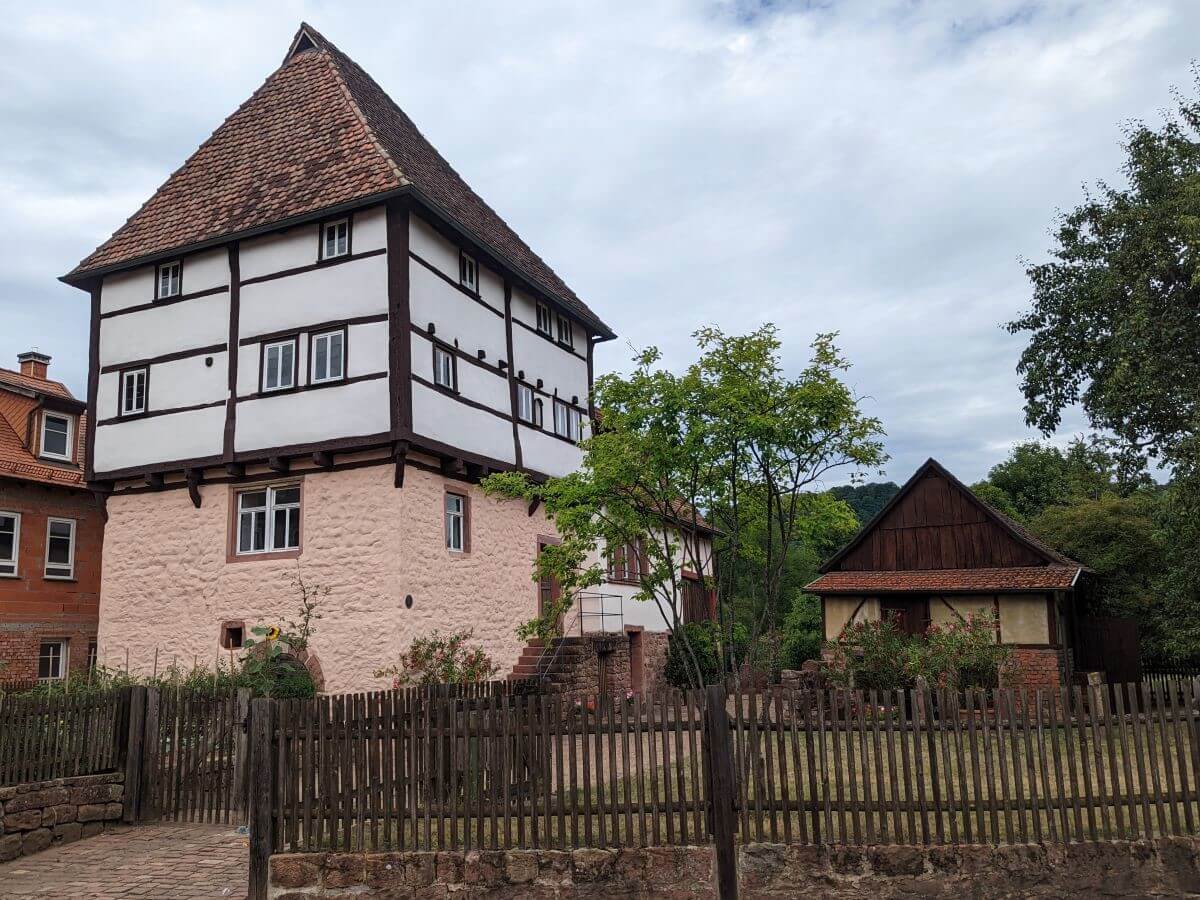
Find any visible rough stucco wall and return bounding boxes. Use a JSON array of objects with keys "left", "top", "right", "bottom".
[
  {"left": 97, "top": 464, "right": 552, "bottom": 692},
  {"left": 929, "top": 596, "right": 994, "bottom": 630},
  {"left": 824, "top": 597, "right": 878, "bottom": 640}
]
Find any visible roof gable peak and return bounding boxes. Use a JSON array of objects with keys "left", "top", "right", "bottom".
[{"left": 284, "top": 23, "right": 326, "bottom": 62}]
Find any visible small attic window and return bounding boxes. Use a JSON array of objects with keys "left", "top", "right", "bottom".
[
  {"left": 321, "top": 219, "right": 349, "bottom": 260},
  {"left": 293, "top": 32, "right": 317, "bottom": 55},
  {"left": 459, "top": 252, "right": 478, "bottom": 293},
  {"left": 156, "top": 261, "right": 181, "bottom": 299}
]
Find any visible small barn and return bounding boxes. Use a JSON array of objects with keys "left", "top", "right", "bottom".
[{"left": 806, "top": 459, "right": 1085, "bottom": 689}]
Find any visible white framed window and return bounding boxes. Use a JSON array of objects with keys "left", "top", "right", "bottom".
[
  {"left": 87, "top": 641, "right": 98, "bottom": 671},
  {"left": 157, "top": 261, "right": 181, "bottom": 299},
  {"left": 321, "top": 219, "right": 349, "bottom": 259},
  {"left": 119, "top": 368, "right": 148, "bottom": 416},
  {"left": 44, "top": 518, "right": 75, "bottom": 580},
  {"left": 553, "top": 400, "right": 582, "bottom": 441},
  {"left": 536, "top": 302, "right": 553, "bottom": 336},
  {"left": 236, "top": 485, "right": 301, "bottom": 555},
  {"left": 262, "top": 339, "right": 297, "bottom": 392},
  {"left": 433, "top": 344, "right": 456, "bottom": 391},
  {"left": 459, "top": 252, "right": 478, "bottom": 292},
  {"left": 445, "top": 492, "right": 468, "bottom": 552},
  {"left": 517, "top": 383, "right": 542, "bottom": 426},
  {"left": 310, "top": 329, "right": 345, "bottom": 384},
  {"left": 0, "top": 511, "right": 19, "bottom": 577},
  {"left": 38, "top": 640, "right": 67, "bottom": 681},
  {"left": 40, "top": 413, "right": 73, "bottom": 462},
  {"left": 556, "top": 314, "right": 573, "bottom": 348}
]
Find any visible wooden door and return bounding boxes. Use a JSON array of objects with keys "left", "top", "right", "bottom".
[
  {"left": 537, "top": 539, "right": 563, "bottom": 634},
  {"left": 880, "top": 598, "right": 928, "bottom": 636}
]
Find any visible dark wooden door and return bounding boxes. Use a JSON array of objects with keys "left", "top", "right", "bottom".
[
  {"left": 537, "top": 540, "right": 563, "bottom": 634},
  {"left": 880, "top": 598, "right": 929, "bottom": 636},
  {"left": 1076, "top": 615, "right": 1141, "bottom": 683}
]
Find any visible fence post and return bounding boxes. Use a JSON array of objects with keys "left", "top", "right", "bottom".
[
  {"left": 248, "top": 697, "right": 277, "bottom": 900},
  {"left": 121, "top": 686, "right": 147, "bottom": 824},
  {"left": 704, "top": 683, "right": 738, "bottom": 900},
  {"left": 235, "top": 688, "right": 252, "bottom": 823},
  {"left": 139, "top": 688, "right": 160, "bottom": 822}
]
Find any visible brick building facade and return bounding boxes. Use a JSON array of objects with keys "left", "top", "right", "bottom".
[{"left": 0, "top": 353, "right": 103, "bottom": 683}]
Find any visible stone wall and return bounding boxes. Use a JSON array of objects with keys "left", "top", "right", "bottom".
[
  {"left": 641, "top": 631, "right": 671, "bottom": 695},
  {"left": 0, "top": 772, "right": 124, "bottom": 861},
  {"left": 270, "top": 837, "right": 1200, "bottom": 898},
  {"left": 553, "top": 634, "right": 632, "bottom": 700}
]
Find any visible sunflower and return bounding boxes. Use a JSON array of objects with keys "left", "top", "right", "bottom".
[{"left": 265, "top": 626, "right": 281, "bottom": 641}]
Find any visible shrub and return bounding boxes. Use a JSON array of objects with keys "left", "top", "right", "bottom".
[
  {"left": 780, "top": 592, "right": 824, "bottom": 669},
  {"left": 375, "top": 629, "right": 498, "bottom": 687},
  {"left": 825, "top": 618, "right": 914, "bottom": 692},
  {"left": 911, "top": 612, "right": 1011, "bottom": 690},
  {"left": 665, "top": 621, "right": 724, "bottom": 689}
]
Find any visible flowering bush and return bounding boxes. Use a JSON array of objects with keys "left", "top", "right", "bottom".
[
  {"left": 375, "top": 629, "right": 498, "bottom": 688},
  {"left": 827, "top": 611, "right": 1010, "bottom": 691}
]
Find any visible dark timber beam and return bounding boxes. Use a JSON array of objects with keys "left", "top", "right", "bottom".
[
  {"left": 465, "top": 462, "right": 484, "bottom": 482},
  {"left": 225, "top": 462, "right": 245, "bottom": 478},
  {"left": 268, "top": 456, "right": 289, "bottom": 474},
  {"left": 145, "top": 472, "right": 164, "bottom": 490},
  {"left": 393, "top": 439, "right": 409, "bottom": 489},
  {"left": 527, "top": 497, "right": 542, "bottom": 517},
  {"left": 185, "top": 469, "right": 203, "bottom": 509},
  {"left": 312, "top": 451, "right": 333, "bottom": 469},
  {"left": 441, "top": 457, "right": 465, "bottom": 477}
]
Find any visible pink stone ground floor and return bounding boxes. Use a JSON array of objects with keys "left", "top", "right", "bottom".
[
  {"left": 0, "top": 822, "right": 248, "bottom": 899},
  {"left": 97, "top": 462, "right": 559, "bottom": 694}
]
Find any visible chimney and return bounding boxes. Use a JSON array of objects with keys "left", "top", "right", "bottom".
[{"left": 17, "top": 351, "right": 51, "bottom": 381}]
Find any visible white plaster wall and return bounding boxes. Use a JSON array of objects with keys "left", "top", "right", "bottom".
[
  {"left": 239, "top": 253, "right": 387, "bottom": 339},
  {"left": 97, "top": 352, "right": 227, "bottom": 417},
  {"left": 410, "top": 333, "right": 509, "bottom": 413},
  {"left": 236, "top": 345, "right": 260, "bottom": 397},
  {"left": 347, "top": 321, "right": 389, "bottom": 377},
  {"left": 477, "top": 264, "right": 505, "bottom": 314},
  {"left": 94, "top": 405, "right": 226, "bottom": 472},
  {"left": 96, "top": 464, "right": 558, "bottom": 692},
  {"left": 410, "top": 217, "right": 506, "bottom": 313},
  {"left": 350, "top": 206, "right": 386, "bottom": 253},
  {"left": 511, "top": 324, "right": 589, "bottom": 407},
  {"left": 99, "top": 294, "right": 230, "bottom": 366},
  {"left": 411, "top": 381, "right": 515, "bottom": 464},
  {"left": 100, "top": 266, "right": 153, "bottom": 314},
  {"left": 409, "top": 263, "right": 507, "bottom": 364},
  {"left": 519, "top": 426, "right": 582, "bottom": 478},
  {"left": 235, "top": 377, "right": 390, "bottom": 452},
  {"left": 181, "top": 248, "right": 231, "bottom": 294},
  {"left": 240, "top": 226, "right": 318, "bottom": 282}
]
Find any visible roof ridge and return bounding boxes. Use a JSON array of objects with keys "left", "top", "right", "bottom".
[{"left": 318, "top": 46, "right": 407, "bottom": 186}]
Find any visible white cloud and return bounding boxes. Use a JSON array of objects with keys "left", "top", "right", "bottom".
[{"left": 0, "top": 0, "right": 1194, "bottom": 483}]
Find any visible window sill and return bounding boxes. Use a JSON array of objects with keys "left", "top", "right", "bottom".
[
  {"left": 0, "top": 572, "right": 20, "bottom": 579},
  {"left": 227, "top": 548, "right": 302, "bottom": 564},
  {"left": 39, "top": 455, "right": 75, "bottom": 465},
  {"left": 43, "top": 575, "right": 76, "bottom": 582}
]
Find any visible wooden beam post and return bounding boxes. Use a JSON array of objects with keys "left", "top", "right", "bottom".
[
  {"left": 248, "top": 697, "right": 277, "bottom": 900},
  {"left": 139, "top": 687, "right": 160, "bottom": 822},
  {"left": 704, "top": 683, "right": 738, "bottom": 900},
  {"left": 235, "top": 688, "right": 252, "bottom": 820},
  {"left": 121, "top": 686, "right": 147, "bottom": 824}
]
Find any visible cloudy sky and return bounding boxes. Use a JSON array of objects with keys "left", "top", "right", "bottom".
[{"left": 1, "top": 0, "right": 1195, "bottom": 485}]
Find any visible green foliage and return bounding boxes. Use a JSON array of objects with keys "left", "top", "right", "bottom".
[
  {"left": 829, "top": 482, "right": 900, "bottom": 526},
  {"left": 968, "top": 481, "right": 1021, "bottom": 520},
  {"left": 780, "top": 592, "right": 824, "bottom": 669},
  {"left": 374, "top": 629, "right": 499, "bottom": 688},
  {"left": 1030, "top": 495, "right": 1165, "bottom": 619},
  {"left": 975, "top": 439, "right": 1134, "bottom": 522},
  {"left": 483, "top": 325, "right": 887, "bottom": 690},
  {"left": 664, "top": 622, "right": 723, "bottom": 689},
  {"left": 910, "top": 613, "right": 1011, "bottom": 691},
  {"left": 826, "top": 618, "right": 913, "bottom": 692}
]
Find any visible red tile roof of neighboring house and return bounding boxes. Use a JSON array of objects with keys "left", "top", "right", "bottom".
[
  {"left": 0, "top": 369, "right": 87, "bottom": 489},
  {"left": 65, "top": 23, "right": 614, "bottom": 340},
  {"left": 805, "top": 566, "right": 1080, "bottom": 595}
]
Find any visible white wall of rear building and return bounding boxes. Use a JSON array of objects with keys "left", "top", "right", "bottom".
[{"left": 94, "top": 406, "right": 226, "bottom": 472}]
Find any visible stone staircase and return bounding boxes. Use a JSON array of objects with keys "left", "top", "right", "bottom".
[{"left": 507, "top": 635, "right": 587, "bottom": 687}]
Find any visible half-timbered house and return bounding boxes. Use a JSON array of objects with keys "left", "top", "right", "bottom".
[
  {"left": 807, "top": 459, "right": 1085, "bottom": 688},
  {"left": 60, "top": 24, "right": 622, "bottom": 691}
]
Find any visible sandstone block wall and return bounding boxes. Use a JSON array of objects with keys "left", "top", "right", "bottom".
[
  {"left": 0, "top": 772, "right": 123, "bottom": 861},
  {"left": 270, "top": 837, "right": 1200, "bottom": 898}
]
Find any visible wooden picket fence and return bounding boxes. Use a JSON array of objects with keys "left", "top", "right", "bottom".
[{"left": 0, "top": 689, "right": 128, "bottom": 786}]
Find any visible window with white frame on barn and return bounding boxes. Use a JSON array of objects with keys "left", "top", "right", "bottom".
[
  {"left": 433, "top": 344, "right": 456, "bottom": 391},
  {"left": 262, "top": 339, "right": 297, "bottom": 392},
  {"left": 321, "top": 219, "right": 349, "bottom": 259},
  {"left": 459, "top": 252, "right": 478, "bottom": 292},
  {"left": 119, "top": 368, "right": 148, "bottom": 416},
  {"left": 310, "top": 329, "right": 345, "bottom": 384},
  {"left": 44, "top": 518, "right": 75, "bottom": 579},
  {"left": 39, "top": 413, "right": 72, "bottom": 462},
  {"left": 236, "top": 485, "right": 301, "bottom": 555},
  {"left": 38, "top": 640, "right": 67, "bottom": 680},
  {"left": 156, "top": 261, "right": 181, "bottom": 299},
  {"left": 536, "top": 302, "right": 553, "bottom": 336},
  {"left": 553, "top": 400, "right": 582, "bottom": 441},
  {"left": 444, "top": 492, "right": 468, "bottom": 552},
  {"left": 556, "top": 313, "right": 573, "bottom": 348},
  {"left": 0, "top": 511, "right": 19, "bottom": 576}
]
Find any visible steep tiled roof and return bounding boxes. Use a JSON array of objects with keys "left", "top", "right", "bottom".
[
  {"left": 0, "top": 373, "right": 87, "bottom": 488},
  {"left": 67, "top": 23, "right": 613, "bottom": 339},
  {"left": 806, "top": 566, "right": 1080, "bottom": 594}
]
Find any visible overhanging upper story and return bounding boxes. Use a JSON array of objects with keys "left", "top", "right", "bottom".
[{"left": 61, "top": 23, "right": 614, "bottom": 496}]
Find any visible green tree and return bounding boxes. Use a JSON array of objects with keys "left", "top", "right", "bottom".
[
  {"left": 482, "top": 325, "right": 886, "bottom": 688},
  {"left": 974, "top": 439, "right": 1130, "bottom": 521},
  {"left": 830, "top": 481, "right": 900, "bottom": 525}
]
